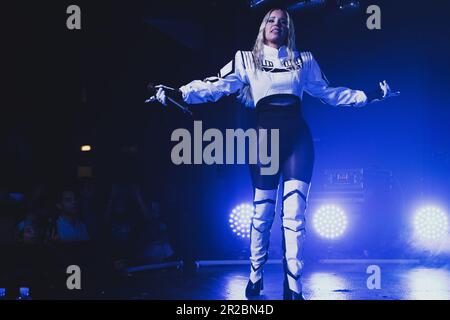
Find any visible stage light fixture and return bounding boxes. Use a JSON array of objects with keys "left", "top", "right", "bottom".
[
  {"left": 313, "top": 205, "right": 348, "bottom": 239},
  {"left": 229, "top": 203, "right": 254, "bottom": 239},
  {"left": 413, "top": 206, "right": 449, "bottom": 242}
]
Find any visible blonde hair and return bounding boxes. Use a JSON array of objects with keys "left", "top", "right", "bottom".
[
  {"left": 238, "top": 8, "right": 299, "bottom": 107},
  {"left": 253, "top": 8, "right": 298, "bottom": 71}
]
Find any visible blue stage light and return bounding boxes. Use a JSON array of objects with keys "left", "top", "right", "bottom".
[
  {"left": 229, "top": 203, "right": 254, "bottom": 239},
  {"left": 337, "top": 0, "right": 360, "bottom": 10},
  {"left": 289, "top": 0, "right": 326, "bottom": 11},
  {"left": 413, "top": 206, "right": 448, "bottom": 242},
  {"left": 249, "top": 0, "right": 267, "bottom": 8},
  {"left": 313, "top": 205, "right": 348, "bottom": 239}
]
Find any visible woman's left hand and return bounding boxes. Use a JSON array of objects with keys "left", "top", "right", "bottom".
[{"left": 379, "top": 80, "right": 400, "bottom": 99}]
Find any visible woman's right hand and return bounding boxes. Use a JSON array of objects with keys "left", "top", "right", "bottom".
[{"left": 155, "top": 86, "right": 168, "bottom": 106}]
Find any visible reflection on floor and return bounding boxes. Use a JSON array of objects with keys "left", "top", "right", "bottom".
[{"left": 121, "top": 262, "right": 450, "bottom": 300}]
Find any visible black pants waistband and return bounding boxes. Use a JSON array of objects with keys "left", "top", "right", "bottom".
[
  {"left": 256, "top": 94, "right": 301, "bottom": 111},
  {"left": 255, "top": 94, "right": 303, "bottom": 123}
]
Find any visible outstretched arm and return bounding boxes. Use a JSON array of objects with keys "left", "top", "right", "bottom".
[
  {"left": 155, "top": 51, "right": 248, "bottom": 105},
  {"left": 303, "top": 52, "right": 399, "bottom": 107}
]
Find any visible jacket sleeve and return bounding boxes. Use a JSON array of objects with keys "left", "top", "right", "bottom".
[
  {"left": 179, "top": 51, "right": 248, "bottom": 104},
  {"left": 303, "top": 52, "right": 368, "bottom": 107}
]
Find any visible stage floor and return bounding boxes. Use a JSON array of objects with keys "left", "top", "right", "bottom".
[{"left": 118, "top": 261, "right": 450, "bottom": 300}]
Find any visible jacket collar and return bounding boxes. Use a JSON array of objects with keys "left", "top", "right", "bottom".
[{"left": 263, "top": 44, "right": 288, "bottom": 59}]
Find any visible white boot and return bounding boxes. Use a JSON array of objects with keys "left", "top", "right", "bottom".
[
  {"left": 281, "top": 179, "right": 310, "bottom": 295},
  {"left": 249, "top": 188, "right": 277, "bottom": 285}
]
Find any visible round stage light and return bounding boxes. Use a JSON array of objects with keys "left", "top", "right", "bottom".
[
  {"left": 313, "top": 205, "right": 348, "bottom": 239},
  {"left": 413, "top": 206, "right": 448, "bottom": 242},
  {"left": 229, "top": 203, "right": 254, "bottom": 239}
]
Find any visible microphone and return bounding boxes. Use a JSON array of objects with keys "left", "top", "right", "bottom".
[
  {"left": 147, "top": 83, "right": 177, "bottom": 92},
  {"left": 145, "top": 82, "right": 193, "bottom": 116},
  {"left": 145, "top": 96, "right": 157, "bottom": 103}
]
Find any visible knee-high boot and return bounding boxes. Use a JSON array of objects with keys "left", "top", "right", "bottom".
[
  {"left": 281, "top": 179, "right": 310, "bottom": 300},
  {"left": 246, "top": 188, "right": 277, "bottom": 297}
]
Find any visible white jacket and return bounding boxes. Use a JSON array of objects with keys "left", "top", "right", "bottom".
[{"left": 179, "top": 44, "right": 368, "bottom": 108}]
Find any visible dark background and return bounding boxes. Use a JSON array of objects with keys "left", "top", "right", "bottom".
[{"left": 2, "top": 0, "right": 450, "bottom": 260}]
